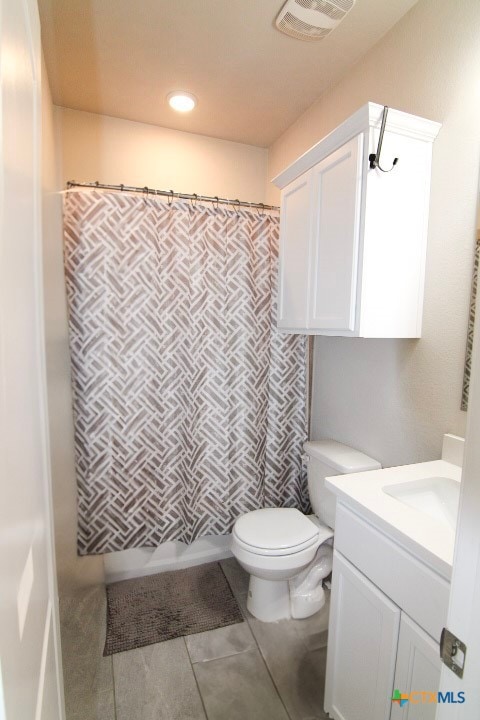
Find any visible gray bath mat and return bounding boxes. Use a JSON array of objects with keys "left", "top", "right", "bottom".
[{"left": 103, "top": 561, "right": 244, "bottom": 655}]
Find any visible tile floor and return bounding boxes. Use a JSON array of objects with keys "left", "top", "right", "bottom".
[{"left": 59, "top": 557, "right": 330, "bottom": 720}]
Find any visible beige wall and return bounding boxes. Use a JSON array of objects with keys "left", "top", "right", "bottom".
[
  {"left": 268, "top": 0, "right": 480, "bottom": 467},
  {"left": 42, "top": 59, "right": 104, "bottom": 592},
  {"left": 56, "top": 107, "right": 268, "bottom": 203}
]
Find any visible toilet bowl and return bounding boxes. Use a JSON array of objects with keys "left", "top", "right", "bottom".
[
  {"left": 231, "top": 507, "right": 333, "bottom": 621},
  {"left": 231, "top": 440, "right": 381, "bottom": 622}
]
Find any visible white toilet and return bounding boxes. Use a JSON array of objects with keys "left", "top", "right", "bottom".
[{"left": 231, "top": 440, "right": 381, "bottom": 622}]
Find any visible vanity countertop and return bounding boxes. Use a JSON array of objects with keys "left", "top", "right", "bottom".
[{"left": 326, "top": 458, "right": 462, "bottom": 580}]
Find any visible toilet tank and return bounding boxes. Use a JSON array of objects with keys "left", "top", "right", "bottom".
[{"left": 304, "top": 440, "right": 381, "bottom": 529}]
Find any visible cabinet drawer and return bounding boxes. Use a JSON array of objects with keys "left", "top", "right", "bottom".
[{"left": 334, "top": 504, "right": 449, "bottom": 641}]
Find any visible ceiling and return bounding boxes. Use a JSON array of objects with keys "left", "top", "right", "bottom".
[{"left": 38, "top": 0, "right": 419, "bottom": 148}]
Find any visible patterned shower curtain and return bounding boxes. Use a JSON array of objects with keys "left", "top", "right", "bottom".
[{"left": 64, "top": 190, "right": 308, "bottom": 555}]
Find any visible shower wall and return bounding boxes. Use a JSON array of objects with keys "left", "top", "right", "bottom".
[{"left": 42, "top": 91, "right": 269, "bottom": 592}]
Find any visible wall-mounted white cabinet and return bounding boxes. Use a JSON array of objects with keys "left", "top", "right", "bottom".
[{"left": 273, "top": 103, "right": 441, "bottom": 337}]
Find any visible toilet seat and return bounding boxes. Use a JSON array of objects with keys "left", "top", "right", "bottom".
[
  {"left": 232, "top": 530, "right": 320, "bottom": 556},
  {"left": 232, "top": 508, "right": 330, "bottom": 557}
]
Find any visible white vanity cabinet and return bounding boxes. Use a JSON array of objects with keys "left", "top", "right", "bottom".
[
  {"left": 325, "top": 551, "right": 400, "bottom": 720},
  {"left": 325, "top": 551, "right": 442, "bottom": 720},
  {"left": 273, "top": 103, "right": 441, "bottom": 337},
  {"left": 391, "top": 615, "right": 442, "bottom": 720},
  {"left": 325, "top": 504, "right": 445, "bottom": 720}
]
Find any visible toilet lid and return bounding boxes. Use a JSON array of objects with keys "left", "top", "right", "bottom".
[{"left": 233, "top": 508, "right": 319, "bottom": 552}]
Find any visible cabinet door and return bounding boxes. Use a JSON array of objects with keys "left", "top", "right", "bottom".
[
  {"left": 325, "top": 551, "right": 400, "bottom": 720},
  {"left": 309, "top": 134, "right": 363, "bottom": 332},
  {"left": 277, "top": 170, "right": 313, "bottom": 330},
  {"left": 391, "top": 614, "right": 441, "bottom": 720}
]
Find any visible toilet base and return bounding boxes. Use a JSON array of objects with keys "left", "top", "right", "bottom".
[{"left": 247, "top": 575, "right": 291, "bottom": 622}]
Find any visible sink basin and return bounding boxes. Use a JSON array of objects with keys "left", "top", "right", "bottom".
[{"left": 383, "top": 476, "right": 460, "bottom": 529}]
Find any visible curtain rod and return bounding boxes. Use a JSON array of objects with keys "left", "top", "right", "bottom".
[{"left": 66, "top": 181, "right": 279, "bottom": 212}]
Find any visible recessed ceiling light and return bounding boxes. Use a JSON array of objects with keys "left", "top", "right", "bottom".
[{"left": 167, "top": 91, "right": 197, "bottom": 113}]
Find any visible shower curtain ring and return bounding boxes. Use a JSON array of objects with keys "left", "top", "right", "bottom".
[
  {"left": 234, "top": 199, "right": 240, "bottom": 215},
  {"left": 167, "top": 190, "right": 174, "bottom": 206},
  {"left": 257, "top": 203, "right": 265, "bottom": 217},
  {"left": 214, "top": 196, "right": 219, "bottom": 211},
  {"left": 143, "top": 186, "right": 149, "bottom": 205},
  {"left": 191, "top": 193, "right": 198, "bottom": 208}
]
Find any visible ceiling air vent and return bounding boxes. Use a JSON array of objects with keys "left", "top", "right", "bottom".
[{"left": 276, "top": 0, "right": 356, "bottom": 41}]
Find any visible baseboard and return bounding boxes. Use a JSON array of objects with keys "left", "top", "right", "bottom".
[{"left": 103, "top": 534, "right": 233, "bottom": 583}]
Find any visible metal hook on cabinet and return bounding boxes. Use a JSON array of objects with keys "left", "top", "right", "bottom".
[{"left": 369, "top": 106, "right": 399, "bottom": 173}]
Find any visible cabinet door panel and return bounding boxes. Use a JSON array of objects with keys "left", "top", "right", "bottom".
[
  {"left": 325, "top": 551, "right": 400, "bottom": 720},
  {"left": 277, "top": 172, "right": 313, "bottom": 329},
  {"left": 391, "top": 614, "right": 441, "bottom": 720},
  {"left": 309, "top": 135, "right": 363, "bottom": 332}
]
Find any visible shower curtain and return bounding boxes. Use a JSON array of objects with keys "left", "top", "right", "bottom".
[{"left": 64, "top": 190, "right": 308, "bottom": 555}]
